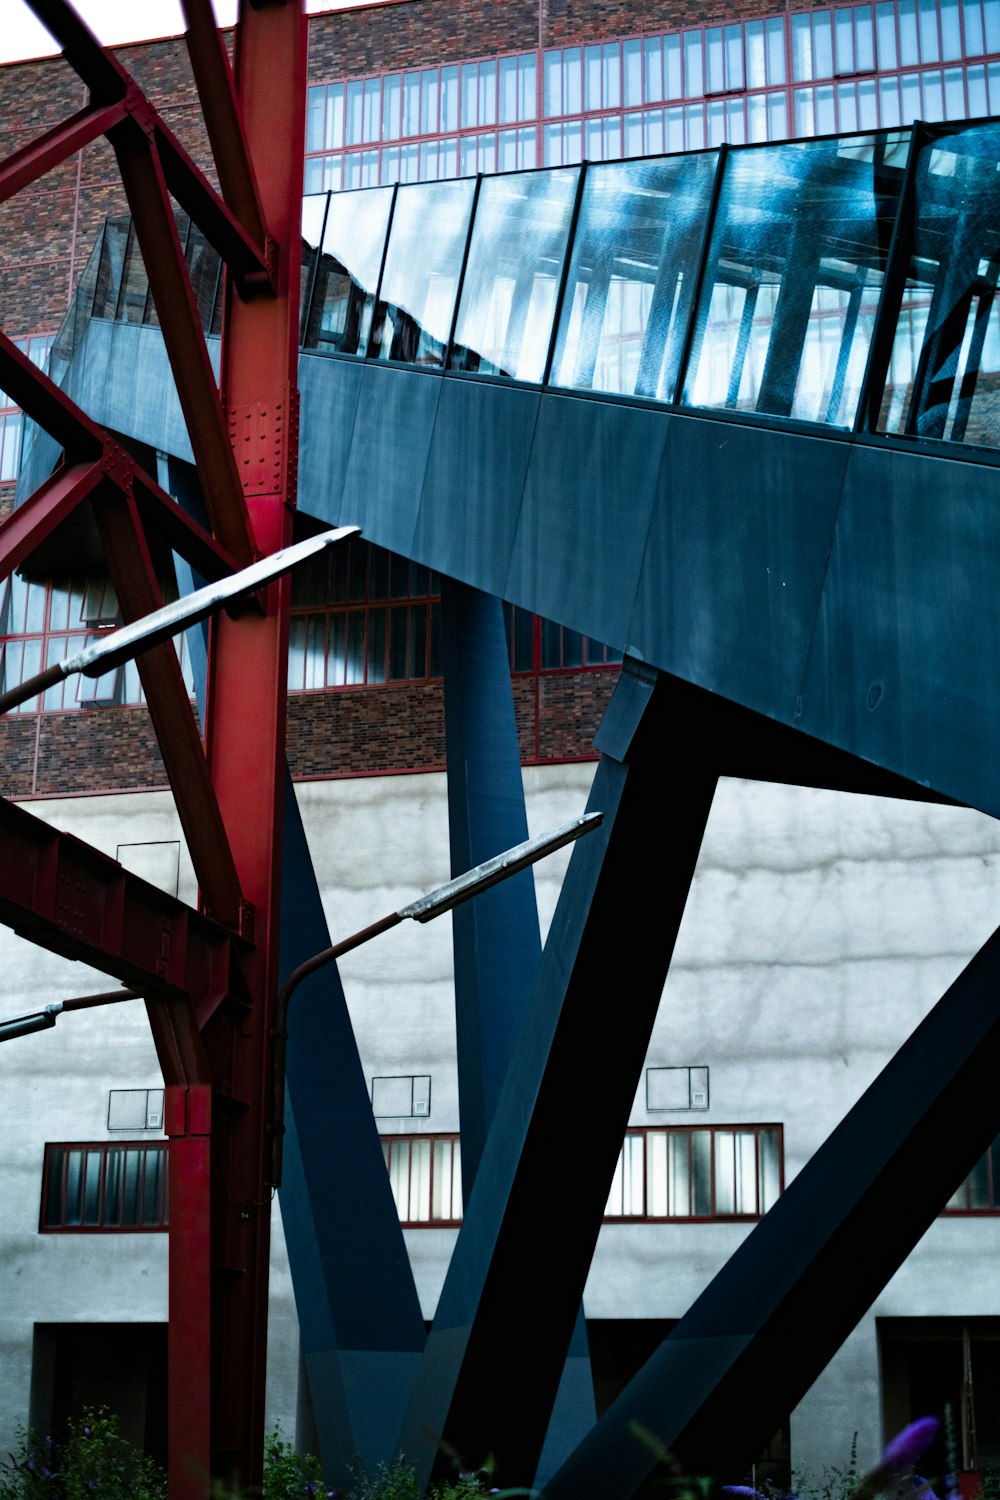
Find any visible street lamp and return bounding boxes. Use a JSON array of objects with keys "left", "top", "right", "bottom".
[
  {"left": 0, "top": 987, "right": 139, "bottom": 1041},
  {"left": 265, "top": 810, "right": 604, "bottom": 1186},
  {"left": 0, "top": 524, "right": 360, "bottom": 715}
]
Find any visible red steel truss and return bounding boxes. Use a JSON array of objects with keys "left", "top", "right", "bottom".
[{"left": 0, "top": 1, "right": 306, "bottom": 1493}]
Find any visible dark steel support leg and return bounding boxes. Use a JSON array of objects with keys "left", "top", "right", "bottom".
[
  {"left": 278, "top": 771, "right": 428, "bottom": 1483},
  {"left": 440, "top": 578, "right": 595, "bottom": 1479},
  {"left": 398, "top": 662, "right": 720, "bottom": 1489},
  {"left": 542, "top": 914, "right": 1000, "bottom": 1500}
]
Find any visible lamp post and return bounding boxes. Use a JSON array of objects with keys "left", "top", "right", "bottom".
[{"left": 265, "top": 810, "right": 604, "bottom": 1186}]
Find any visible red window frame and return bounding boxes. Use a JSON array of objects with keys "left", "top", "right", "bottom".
[{"left": 40, "top": 1141, "right": 169, "bottom": 1233}]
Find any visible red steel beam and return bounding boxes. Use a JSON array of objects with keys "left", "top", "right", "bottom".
[
  {"left": 0, "top": 333, "right": 242, "bottom": 584},
  {"left": 196, "top": 1, "right": 307, "bottom": 1490},
  {"left": 23, "top": 1, "right": 270, "bottom": 282},
  {"left": 0, "top": 330, "right": 102, "bottom": 461},
  {"left": 0, "top": 458, "right": 104, "bottom": 577},
  {"left": 0, "top": 100, "right": 127, "bottom": 203},
  {"left": 24, "top": 0, "right": 127, "bottom": 103},
  {"left": 107, "top": 122, "right": 255, "bottom": 563},
  {"left": 180, "top": 0, "right": 269, "bottom": 250},
  {"left": 0, "top": 795, "right": 243, "bottom": 1006},
  {"left": 92, "top": 481, "right": 248, "bottom": 933}
]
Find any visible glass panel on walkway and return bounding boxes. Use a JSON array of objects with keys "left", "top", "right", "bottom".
[
  {"left": 682, "top": 130, "right": 908, "bottom": 426},
  {"left": 369, "top": 177, "right": 476, "bottom": 365},
  {"left": 549, "top": 151, "right": 720, "bottom": 400},
  {"left": 303, "top": 184, "right": 394, "bottom": 356},
  {"left": 877, "top": 122, "right": 1000, "bottom": 448},
  {"left": 448, "top": 166, "right": 580, "bottom": 381}
]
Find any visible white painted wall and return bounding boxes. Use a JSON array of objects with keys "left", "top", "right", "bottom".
[{"left": 2, "top": 770, "right": 1000, "bottom": 1478}]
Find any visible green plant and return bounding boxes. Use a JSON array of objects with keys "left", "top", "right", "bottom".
[
  {"left": 0, "top": 1407, "right": 167, "bottom": 1499},
  {"left": 261, "top": 1427, "right": 337, "bottom": 1499}
]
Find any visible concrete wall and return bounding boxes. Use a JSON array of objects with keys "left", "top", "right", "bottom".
[{"left": 3, "top": 769, "right": 1000, "bottom": 1476}]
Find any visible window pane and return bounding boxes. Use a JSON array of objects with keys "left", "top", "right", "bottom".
[
  {"left": 82, "top": 1151, "right": 102, "bottom": 1225},
  {"left": 370, "top": 178, "right": 476, "bottom": 366},
  {"left": 746, "top": 21, "right": 766, "bottom": 88},
  {"left": 691, "top": 1130, "right": 712, "bottom": 1216},
  {"left": 449, "top": 168, "right": 580, "bottom": 383},
  {"left": 759, "top": 1129, "right": 781, "bottom": 1211},
  {"left": 411, "top": 1139, "right": 431, "bottom": 1221},
  {"left": 767, "top": 17, "right": 787, "bottom": 83},
  {"left": 304, "top": 184, "right": 393, "bottom": 356},
  {"left": 684, "top": 134, "right": 908, "bottom": 428},
  {"left": 647, "top": 1131, "right": 669, "bottom": 1216},
  {"left": 544, "top": 50, "right": 562, "bottom": 116},
  {"left": 668, "top": 1131, "right": 690, "bottom": 1216},
  {"left": 877, "top": 122, "right": 1000, "bottom": 451},
  {"left": 551, "top": 154, "right": 720, "bottom": 399},
  {"left": 625, "top": 38, "right": 643, "bottom": 105},
  {"left": 44, "top": 1148, "right": 65, "bottom": 1226},
  {"left": 684, "top": 31, "right": 704, "bottom": 96}
]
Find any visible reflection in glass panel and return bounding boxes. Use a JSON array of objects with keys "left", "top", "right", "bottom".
[
  {"left": 551, "top": 154, "right": 719, "bottom": 402},
  {"left": 303, "top": 185, "right": 394, "bottom": 356},
  {"left": 369, "top": 178, "right": 476, "bottom": 366},
  {"left": 684, "top": 133, "right": 907, "bottom": 427},
  {"left": 878, "top": 125, "right": 1000, "bottom": 450},
  {"left": 449, "top": 168, "right": 579, "bottom": 382}
]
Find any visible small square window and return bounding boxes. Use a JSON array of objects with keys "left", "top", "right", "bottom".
[
  {"left": 646, "top": 1066, "right": 710, "bottom": 1111},
  {"left": 372, "top": 1075, "right": 432, "bottom": 1118},
  {"left": 108, "top": 1088, "right": 164, "bottom": 1131}
]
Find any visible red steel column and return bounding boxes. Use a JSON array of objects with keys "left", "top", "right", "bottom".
[{"left": 198, "top": 2, "right": 307, "bottom": 1493}]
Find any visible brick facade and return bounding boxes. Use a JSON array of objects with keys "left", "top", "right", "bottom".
[{"left": 306, "top": 0, "right": 827, "bottom": 79}]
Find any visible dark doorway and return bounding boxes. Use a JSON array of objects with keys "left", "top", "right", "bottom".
[
  {"left": 880, "top": 1317, "right": 1000, "bottom": 1482},
  {"left": 31, "top": 1323, "right": 168, "bottom": 1468}
]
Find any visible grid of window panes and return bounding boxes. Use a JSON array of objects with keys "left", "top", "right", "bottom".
[
  {"left": 943, "top": 1135, "right": 1000, "bottom": 1211},
  {"left": 0, "top": 334, "right": 55, "bottom": 484},
  {"left": 304, "top": 0, "right": 1000, "bottom": 189},
  {"left": 40, "top": 1142, "right": 168, "bottom": 1231},
  {"left": 305, "top": 52, "right": 539, "bottom": 191},
  {"left": 381, "top": 1134, "right": 463, "bottom": 1225},
  {"left": 380, "top": 1125, "right": 782, "bottom": 1226},
  {"left": 504, "top": 603, "right": 624, "bottom": 672},
  {"left": 605, "top": 1125, "right": 783, "bottom": 1220},
  {"left": 0, "top": 571, "right": 195, "bottom": 713},
  {"left": 288, "top": 537, "right": 442, "bottom": 688}
]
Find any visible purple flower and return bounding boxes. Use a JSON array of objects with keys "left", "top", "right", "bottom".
[
  {"left": 721, "top": 1488, "right": 766, "bottom": 1499},
  {"left": 882, "top": 1419, "right": 940, "bottom": 1473}
]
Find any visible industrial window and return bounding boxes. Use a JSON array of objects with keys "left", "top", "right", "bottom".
[
  {"left": 288, "top": 538, "right": 441, "bottom": 688},
  {"left": 504, "top": 604, "right": 623, "bottom": 673},
  {"left": 381, "top": 1126, "right": 783, "bottom": 1227},
  {"left": 381, "top": 1134, "right": 463, "bottom": 1225},
  {"left": 605, "top": 1125, "right": 783, "bottom": 1220},
  {"left": 40, "top": 1143, "right": 168, "bottom": 1232},
  {"left": 0, "top": 570, "right": 195, "bottom": 713}
]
